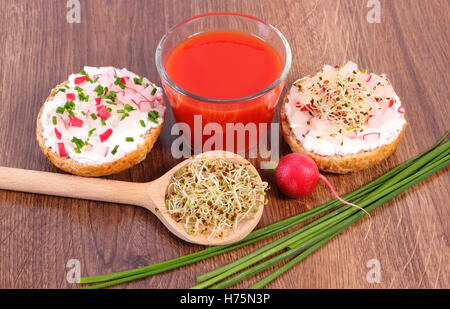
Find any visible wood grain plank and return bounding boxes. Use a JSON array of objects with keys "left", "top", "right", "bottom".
[{"left": 0, "top": 0, "right": 448, "bottom": 289}]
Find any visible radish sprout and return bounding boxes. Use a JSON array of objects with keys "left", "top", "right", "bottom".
[{"left": 165, "top": 158, "right": 268, "bottom": 237}]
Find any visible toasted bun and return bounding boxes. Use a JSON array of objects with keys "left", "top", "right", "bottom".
[
  {"left": 280, "top": 96, "right": 407, "bottom": 174},
  {"left": 36, "top": 82, "right": 164, "bottom": 177}
]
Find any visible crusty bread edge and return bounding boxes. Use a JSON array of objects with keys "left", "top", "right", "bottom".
[
  {"left": 36, "top": 81, "right": 165, "bottom": 177},
  {"left": 280, "top": 96, "right": 407, "bottom": 174}
]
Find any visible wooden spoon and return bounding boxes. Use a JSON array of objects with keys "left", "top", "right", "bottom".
[{"left": 0, "top": 151, "right": 265, "bottom": 246}]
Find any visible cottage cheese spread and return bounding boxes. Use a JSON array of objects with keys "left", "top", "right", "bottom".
[
  {"left": 40, "top": 66, "right": 165, "bottom": 165},
  {"left": 285, "top": 61, "right": 406, "bottom": 156}
]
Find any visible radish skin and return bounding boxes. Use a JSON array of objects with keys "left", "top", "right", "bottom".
[{"left": 275, "top": 153, "right": 370, "bottom": 220}]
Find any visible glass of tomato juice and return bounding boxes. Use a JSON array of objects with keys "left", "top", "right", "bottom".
[{"left": 155, "top": 12, "right": 292, "bottom": 153}]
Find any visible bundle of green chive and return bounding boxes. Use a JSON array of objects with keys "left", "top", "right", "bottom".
[{"left": 79, "top": 131, "right": 449, "bottom": 289}]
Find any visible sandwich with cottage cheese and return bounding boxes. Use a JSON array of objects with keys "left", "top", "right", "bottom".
[
  {"left": 280, "top": 61, "right": 407, "bottom": 173},
  {"left": 36, "top": 66, "right": 165, "bottom": 177}
]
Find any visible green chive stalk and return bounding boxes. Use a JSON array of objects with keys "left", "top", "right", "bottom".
[
  {"left": 193, "top": 145, "right": 449, "bottom": 288},
  {"left": 209, "top": 154, "right": 449, "bottom": 290},
  {"left": 79, "top": 132, "right": 449, "bottom": 289},
  {"left": 202, "top": 153, "right": 449, "bottom": 289},
  {"left": 251, "top": 154, "right": 449, "bottom": 288},
  {"left": 193, "top": 138, "right": 450, "bottom": 288}
]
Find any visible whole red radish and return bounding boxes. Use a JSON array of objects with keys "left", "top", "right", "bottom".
[
  {"left": 275, "top": 153, "right": 367, "bottom": 215},
  {"left": 275, "top": 153, "right": 320, "bottom": 198}
]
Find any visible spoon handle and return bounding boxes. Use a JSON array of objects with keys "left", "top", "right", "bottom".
[{"left": 0, "top": 167, "right": 151, "bottom": 208}]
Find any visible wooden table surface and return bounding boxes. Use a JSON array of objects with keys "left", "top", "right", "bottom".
[{"left": 0, "top": 0, "right": 448, "bottom": 289}]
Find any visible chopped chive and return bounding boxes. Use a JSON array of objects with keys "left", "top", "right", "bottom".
[
  {"left": 52, "top": 116, "right": 57, "bottom": 125},
  {"left": 105, "top": 100, "right": 117, "bottom": 105},
  {"left": 124, "top": 104, "right": 135, "bottom": 112},
  {"left": 116, "top": 109, "right": 125, "bottom": 114},
  {"left": 150, "top": 87, "right": 157, "bottom": 96},
  {"left": 56, "top": 88, "right": 66, "bottom": 94},
  {"left": 64, "top": 100, "right": 75, "bottom": 111},
  {"left": 105, "top": 107, "right": 112, "bottom": 113},
  {"left": 125, "top": 137, "right": 134, "bottom": 142},
  {"left": 74, "top": 86, "right": 83, "bottom": 92},
  {"left": 148, "top": 110, "right": 159, "bottom": 124},
  {"left": 108, "top": 90, "right": 117, "bottom": 100},
  {"left": 94, "top": 85, "right": 104, "bottom": 96},
  {"left": 101, "top": 119, "right": 106, "bottom": 126},
  {"left": 114, "top": 76, "right": 126, "bottom": 90},
  {"left": 78, "top": 92, "right": 89, "bottom": 102},
  {"left": 71, "top": 136, "right": 85, "bottom": 153},
  {"left": 133, "top": 77, "right": 143, "bottom": 85},
  {"left": 120, "top": 113, "right": 129, "bottom": 121},
  {"left": 111, "top": 145, "right": 119, "bottom": 155},
  {"left": 101, "top": 91, "right": 117, "bottom": 101},
  {"left": 88, "top": 128, "right": 96, "bottom": 137},
  {"left": 90, "top": 113, "right": 98, "bottom": 120},
  {"left": 80, "top": 69, "right": 88, "bottom": 75},
  {"left": 140, "top": 120, "right": 146, "bottom": 127},
  {"left": 56, "top": 107, "right": 65, "bottom": 114}
]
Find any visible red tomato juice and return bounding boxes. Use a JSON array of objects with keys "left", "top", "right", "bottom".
[{"left": 163, "top": 30, "right": 284, "bottom": 152}]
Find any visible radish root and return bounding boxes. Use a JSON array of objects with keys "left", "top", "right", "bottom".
[{"left": 319, "top": 174, "right": 372, "bottom": 239}]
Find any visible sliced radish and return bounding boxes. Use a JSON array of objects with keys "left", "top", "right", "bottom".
[
  {"left": 138, "top": 100, "right": 152, "bottom": 112},
  {"left": 57, "top": 143, "right": 68, "bottom": 157},
  {"left": 383, "top": 107, "right": 397, "bottom": 121},
  {"left": 379, "top": 100, "right": 390, "bottom": 110},
  {"left": 97, "top": 106, "right": 111, "bottom": 120},
  {"left": 374, "top": 84, "right": 395, "bottom": 98},
  {"left": 323, "top": 64, "right": 337, "bottom": 72},
  {"left": 300, "top": 104, "right": 315, "bottom": 112},
  {"left": 341, "top": 61, "right": 358, "bottom": 74},
  {"left": 293, "top": 125, "right": 310, "bottom": 138},
  {"left": 389, "top": 99, "right": 395, "bottom": 107},
  {"left": 74, "top": 75, "right": 87, "bottom": 85},
  {"left": 95, "top": 97, "right": 102, "bottom": 105},
  {"left": 58, "top": 115, "right": 69, "bottom": 129},
  {"left": 54, "top": 128, "right": 62, "bottom": 140},
  {"left": 102, "top": 67, "right": 115, "bottom": 78},
  {"left": 398, "top": 106, "right": 405, "bottom": 113},
  {"left": 116, "top": 90, "right": 135, "bottom": 104},
  {"left": 99, "top": 128, "right": 113, "bottom": 142},
  {"left": 347, "top": 131, "right": 357, "bottom": 139},
  {"left": 130, "top": 98, "right": 139, "bottom": 108},
  {"left": 66, "top": 93, "right": 75, "bottom": 101},
  {"left": 56, "top": 122, "right": 67, "bottom": 135},
  {"left": 95, "top": 73, "right": 110, "bottom": 85},
  {"left": 90, "top": 144, "right": 108, "bottom": 157},
  {"left": 125, "top": 87, "right": 138, "bottom": 94},
  {"left": 128, "top": 84, "right": 145, "bottom": 93},
  {"left": 84, "top": 144, "right": 93, "bottom": 152},
  {"left": 310, "top": 117, "right": 330, "bottom": 134},
  {"left": 69, "top": 115, "right": 84, "bottom": 127},
  {"left": 367, "top": 115, "right": 383, "bottom": 128},
  {"left": 363, "top": 133, "right": 380, "bottom": 143}
]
